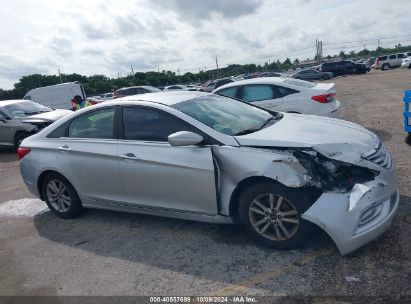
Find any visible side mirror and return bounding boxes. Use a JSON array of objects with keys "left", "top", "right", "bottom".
[{"left": 168, "top": 131, "right": 204, "bottom": 147}]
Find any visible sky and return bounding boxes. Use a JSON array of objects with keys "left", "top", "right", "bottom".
[{"left": 0, "top": 0, "right": 410, "bottom": 89}]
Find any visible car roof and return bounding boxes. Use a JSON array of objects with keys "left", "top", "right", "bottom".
[
  {"left": 111, "top": 91, "right": 212, "bottom": 106},
  {"left": 214, "top": 77, "right": 286, "bottom": 91},
  {"left": 0, "top": 99, "right": 27, "bottom": 106},
  {"left": 116, "top": 85, "right": 155, "bottom": 91}
]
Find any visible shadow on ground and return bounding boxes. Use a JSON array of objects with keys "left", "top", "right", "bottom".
[{"left": 33, "top": 207, "right": 335, "bottom": 283}]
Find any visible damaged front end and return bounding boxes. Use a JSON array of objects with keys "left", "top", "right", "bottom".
[
  {"left": 290, "top": 146, "right": 399, "bottom": 255},
  {"left": 21, "top": 118, "right": 54, "bottom": 133},
  {"left": 292, "top": 149, "right": 379, "bottom": 192}
]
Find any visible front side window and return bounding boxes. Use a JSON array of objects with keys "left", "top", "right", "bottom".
[
  {"left": 242, "top": 85, "right": 274, "bottom": 102},
  {"left": 216, "top": 87, "right": 238, "bottom": 98},
  {"left": 398, "top": 54, "right": 406, "bottom": 58},
  {"left": 68, "top": 108, "right": 115, "bottom": 139},
  {"left": 122, "top": 107, "right": 192, "bottom": 142},
  {"left": 173, "top": 95, "right": 277, "bottom": 136},
  {"left": 389, "top": 55, "right": 396, "bottom": 59}
]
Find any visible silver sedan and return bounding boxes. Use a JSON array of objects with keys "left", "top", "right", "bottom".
[{"left": 19, "top": 91, "right": 399, "bottom": 255}]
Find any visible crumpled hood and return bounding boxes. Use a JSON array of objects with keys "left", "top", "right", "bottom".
[
  {"left": 21, "top": 109, "right": 73, "bottom": 123},
  {"left": 235, "top": 113, "right": 380, "bottom": 161}
]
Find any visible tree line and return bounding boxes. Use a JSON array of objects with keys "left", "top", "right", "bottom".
[{"left": 1, "top": 44, "right": 410, "bottom": 100}]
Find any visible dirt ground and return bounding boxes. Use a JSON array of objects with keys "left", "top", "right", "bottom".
[{"left": 0, "top": 68, "right": 411, "bottom": 301}]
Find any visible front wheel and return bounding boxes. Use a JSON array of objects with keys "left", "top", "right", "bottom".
[
  {"left": 237, "top": 182, "right": 314, "bottom": 249},
  {"left": 14, "top": 132, "right": 30, "bottom": 150},
  {"left": 322, "top": 74, "right": 331, "bottom": 80},
  {"left": 382, "top": 63, "right": 390, "bottom": 70},
  {"left": 42, "top": 173, "right": 83, "bottom": 219}
]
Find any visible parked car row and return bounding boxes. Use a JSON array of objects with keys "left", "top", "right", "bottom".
[{"left": 372, "top": 52, "right": 411, "bottom": 70}]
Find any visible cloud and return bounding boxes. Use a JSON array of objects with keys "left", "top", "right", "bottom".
[
  {"left": 152, "top": 0, "right": 263, "bottom": 25},
  {"left": 0, "top": 0, "right": 411, "bottom": 90}
]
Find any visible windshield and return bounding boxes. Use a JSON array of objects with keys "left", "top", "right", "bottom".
[
  {"left": 173, "top": 95, "right": 280, "bottom": 136},
  {"left": 4, "top": 100, "right": 52, "bottom": 118}
]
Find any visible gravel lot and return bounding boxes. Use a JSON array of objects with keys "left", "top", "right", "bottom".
[{"left": 1, "top": 69, "right": 410, "bottom": 300}]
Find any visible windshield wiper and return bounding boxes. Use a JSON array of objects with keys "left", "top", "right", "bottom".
[
  {"left": 234, "top": 128, "right": 261, "bottom": 136},
  {"left": 26, "top": 110, "right": 50, "bottom": 116},
  {"left": 234, "top": 116, "right": 278, "bottom": 136}
]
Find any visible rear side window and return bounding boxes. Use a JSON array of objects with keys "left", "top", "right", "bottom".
[
  {"left": 216, "top": 87, "right": 238, "bottom": 98},
  {"left": 122, "top": 107, "right": 192, "bottom": 142},
  {"left": 68, "top": 108, "right": 115, "bottom": 139},
  {"left": 242, "top": 85, "right": 274, "bottom": 102},
  {"left": 275, "top": 86, "right": 299, "bottom": 97}
]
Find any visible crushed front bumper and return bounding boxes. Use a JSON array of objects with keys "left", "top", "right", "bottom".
[{"left": 302, "top": 166, "right": 399, "bottom": 255}]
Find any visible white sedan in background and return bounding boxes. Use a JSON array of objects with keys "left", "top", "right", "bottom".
[{"left": 213, "top": 77, "right": 341, "bottom": 118}]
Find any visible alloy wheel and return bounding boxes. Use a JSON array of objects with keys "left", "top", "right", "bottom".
[
  {"left": 46, "top": 180, "right": 71, "bottom": 212},
  {"left": 248, "top": 193, "right": 299, "bottom": 241}
]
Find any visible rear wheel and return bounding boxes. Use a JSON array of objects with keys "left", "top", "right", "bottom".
[
  {"left": 42, "top": 173, "right": 83, "bottom": 219},
  {"left": 322, "top": 74, "right": 331, "bottom": 80},
  {"left": 237, "top": 182, "right": 314, "bottom": 249},
  {"left": 405, "top": 134, "right": 411, "bottom": 145}
]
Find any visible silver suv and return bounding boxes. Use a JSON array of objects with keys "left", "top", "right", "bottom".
[
  {"left": 0, "top": 99, "right": 72, "bottom": 149},
  {"left": 373, "top": 53, "right": 408, "bottom": 70}
]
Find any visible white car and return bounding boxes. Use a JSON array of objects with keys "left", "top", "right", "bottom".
[
  {"left": 213, "top": 77, "right": 341, "bottom": 118},
  {"left": 401, "top": 56, "right": 411, "bottom": 69}
]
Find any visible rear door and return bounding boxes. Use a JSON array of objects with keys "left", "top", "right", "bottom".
[
  {"left": 55, "top": 107, "right": 126, "bottom": 205},
  {"left": 117, "top": 106, "right": 218, "bottom": 215},
  {"left": 238, "top": 84, "right": 284, "bottom": 110}
]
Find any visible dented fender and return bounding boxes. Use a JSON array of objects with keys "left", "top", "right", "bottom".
[{"left": 212, "top": 146, "right": 311, "bottom": 216}]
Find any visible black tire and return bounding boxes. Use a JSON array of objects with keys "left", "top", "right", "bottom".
[
  {"left": 382, "top": 63, "right": 390, "bottom": 70},
  {"left": 236, "top": 181, "right": 314, "bottom": 250},
  {"left": 14, "top": 132, "right": 30, "bottom": 150},
  {"left": 42, "top": 172, "right": 83, "bottom": 219},
  {"left": 408, "top": 63, "right": 411, "bottom": 69},
  {"left": 322, "top": 74, "right": 331, "bottom": 80},
  {"left": 405, "top": 134, "right": 411, "bottom": 145}
]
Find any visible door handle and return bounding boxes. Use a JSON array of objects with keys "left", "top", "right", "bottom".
[
  {"left": 58, "top": 145, "right": 71, "bottom": 152},
  {"left": 119, "top": 153, "right": 139, "bottom": 161}
]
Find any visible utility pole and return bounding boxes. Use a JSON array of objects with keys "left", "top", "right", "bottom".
[
  {"left": 215, "top": 56, "right": 219, "bottom": 78},
  {"left": 315, "top": 39, "right": 323, "bottom": 64},
  {"left": 130, "top": 65, "right": 134, "bottom": 78},
  {"left": 58, "top": 68, "right": 62, "bottom": 84},
  {"left": 377, "top": 39, "right": 380, "bottom": 54}
]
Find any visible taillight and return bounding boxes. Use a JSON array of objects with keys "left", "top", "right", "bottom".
[
  {"left": 17, "top": 147, "right": 31, "bottom": 160},
  {"left": 311, "top": 93, "right": 336, "bottom": 104}
]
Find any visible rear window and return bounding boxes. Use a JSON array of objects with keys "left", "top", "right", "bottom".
[
  {"left": 283, "top": 79, "right": 316, "bottom": 88},
  {"left": 322, "top": 62, "right": 336, "bottom": 67}
]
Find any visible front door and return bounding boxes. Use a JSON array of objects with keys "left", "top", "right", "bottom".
[{"left": 117, "top": 106, "right": 218, "bottom": 215}]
